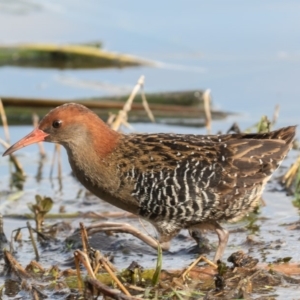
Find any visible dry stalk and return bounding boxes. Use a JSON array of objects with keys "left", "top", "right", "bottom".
[
  {"left": 4, "top": 250, "right": 31, "bottom": 279},
  {"left": 0, "top": 100, "right": 24, "bottom": 175},
  {"left": 110, "top": 75, "right": 155, "bottom": 131},
  {"left": 32, "top": 289, "right": 39, "bottom": 300},
  {"left": 203, "top": 89, "right": 212, "bottom": 134},
  {"left": 181, "top": 255, "right": 217, "bottom": 281},
  {"left": 10, "top": 228, "right": 22, "bottom": 253},
  {"left": 100, "top": 257, "right": 131, "bottom": 296},
  {"left": 140, "top": 83, "right": 155, "bottom": 123},
  {"left": 79, "top": 222, "right": 89, "bottom": 254},
  {"left": 281, "top": 155, "right": 300, "bottom": 188},
  {"left": 0, "top": 99, "right": 10, "bottom": 144},
  {"left": 0, "top": 138, "right": 25, "bottom": 175},
  {"left": 106, "top": 112, "right": 116, "bottom": 127},
  {"left": 93, "top": 247, "right": 117, "bottom": 274},
  {"left": 85, "top": 278, "right": 142, "bottom": 300},
  {"left": 110, "top": 75, "right": 145, "bottom": 131},
  {"left": 79, "top": 222, "right": 117, "bottom": 273},
  {"left": 74, "top": 250, "right": 83, "bottom": 291},
  {"left": 31, "top": 286, "right": 47, "bottom": 300},
  {"left": 74, "top": 249, "right": 96, "bottom": 293}
]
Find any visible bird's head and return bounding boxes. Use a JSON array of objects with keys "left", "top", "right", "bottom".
[{"left": 3, "top": 103, "right": 119, "bottom": 157}]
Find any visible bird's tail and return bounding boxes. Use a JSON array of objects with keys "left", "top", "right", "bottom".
[{"left": 241, "top": 125, "right": 296, "bottom": 145}]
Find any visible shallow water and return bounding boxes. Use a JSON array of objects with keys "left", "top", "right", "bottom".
[
  {"left": 0, "top": 1, "right": 300, "bottom": 126},
  {"left": 0, "top": 125, "right": 299, "bottom": 270},
  {"left": 1, "top": 128, "right": 300, "bottom": 299}
]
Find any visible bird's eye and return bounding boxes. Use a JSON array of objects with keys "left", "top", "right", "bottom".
[{"left": 52, "top": 120, "right": 62, "bottom": 129}]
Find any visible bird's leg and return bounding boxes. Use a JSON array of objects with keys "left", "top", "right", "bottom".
[
  {"left": 189, "top": 222, "right": 229, "bottom": 262},
  {"left": 214, "top": 224, "right": 229, "bottom": 262},
  {"left": 85, "top": 222, "right": 171, "bottom": 251},
  {"left": 188, "top": 229, "right": 211, "bottom": 254}
]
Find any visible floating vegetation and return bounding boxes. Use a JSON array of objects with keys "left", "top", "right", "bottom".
[
  {"left": 0, "top": 91, "right": 230, "bottom": 127},
  {"left": 0, "top": 43, "right": 153, "bottom": 69}
]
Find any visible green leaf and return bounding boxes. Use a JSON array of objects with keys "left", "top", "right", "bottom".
[{"left": 151, "top": 243, "right": 162, "bottom": 286}]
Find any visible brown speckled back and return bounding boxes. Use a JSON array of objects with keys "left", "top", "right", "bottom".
[{"left": 114, "top": 126, "right": 295, "bottom": 234}]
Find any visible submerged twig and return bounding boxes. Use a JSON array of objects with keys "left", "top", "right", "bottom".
[{"left": 27, "top": 222, "right": 40, "bottom": 261}]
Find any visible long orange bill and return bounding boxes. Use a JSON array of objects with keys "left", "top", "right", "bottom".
[{"left": 2, "top": 128, "right": 49, "bottom": 156}]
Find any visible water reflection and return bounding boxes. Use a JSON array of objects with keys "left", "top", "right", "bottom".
[
  {"left": 35, "top": 154, "right": 46, "bottom": 183},
  {"left": 49, "top": 144, "right": 63, "bottom": 192}
]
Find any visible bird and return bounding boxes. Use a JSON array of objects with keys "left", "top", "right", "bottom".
[{"left": 3, "top": 103, "right": 296, "bottom": 261}]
